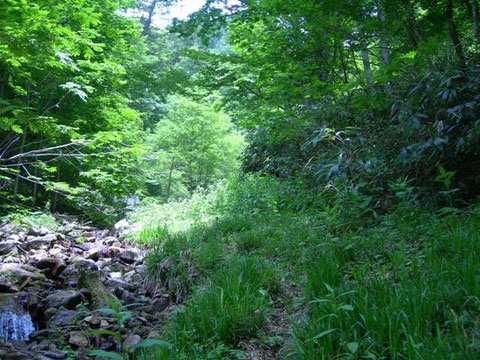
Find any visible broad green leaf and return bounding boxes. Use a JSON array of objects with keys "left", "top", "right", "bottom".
[{"left": 86, "top": 350, "right": 123, "bottom": 360}]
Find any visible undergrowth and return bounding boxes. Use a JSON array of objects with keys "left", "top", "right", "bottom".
[{"left": 127, "top": 174, "right": 480, "bottom": 359}]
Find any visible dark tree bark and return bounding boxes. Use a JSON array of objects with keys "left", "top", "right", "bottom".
[
  {"left": 473, "top": 0, "right": 480, "bottom": 43},
  {"left": 360, "top": 39, "right": 373, "bottom": 86},
  {"left": 141, "top": 0, "right": 159, "bottom": 37},
  {"left": 446, "top": 0, "right": 466, "bottom": 68},
  {"left": 377, "top": 1, "right": 391, "bottom": 66},
  {"left": 166, "top": 155, "right": 175, "bottom": 201}
]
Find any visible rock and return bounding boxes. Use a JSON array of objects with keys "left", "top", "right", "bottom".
[
  {"left": 35, "top": 256, "right": 58, "bottom": 270},
  {"left": 108, "top": 272, "right": 122, "bottom": 279},
  {"left": 25, "top": 234, "right": 57, "bottom": 249},
  {"left": 151, "top": 296, "right": 169, "bottom": 312},
  {"left": 0, "top": 351, "right": 33, "bottom": 360},
  {"left": 39, "top": 350, "right": 67, "bottom": 359},
  {"left": 6, "top": 234, "right": 21, "bottom": 242},
  {"left": 0, "top": 281, "right": 19, "bottom": 293},
  {"left": 32, "top": 256, "right": 65, "bottom": 278},
  {"left": 0, "top": 263, "right": 45, "bottom": 281},
  {"left": 147, "top": 330, "right": 160, "bottom": 338},
  {"left": 28, "top": 226, "right": 49, "bottom": 236},
  {"left": 0, "top": 240, "right": 20, "bottom": 255},
  {"left": 103, "top": 236, "right": 117, "bottom": 246},
  {"left": 115, "top": 288, "right": 142, "bottom": 304},
  {"left": 114, "top": 219, "right": 129, "bottom": 232},
  {"left": 123, "top": 334, "right": 141, "bottom": 349},
  {"left": 124, "top": 270, "right": 142, "bottom": 283},
  {"left": 119, "top": 250, "right": 137, "bottom": 264},
  {"left": 104, "top": 278, "right": 133, "bottom": 291},
  {"left": 44, "top": 290, "right": 82, "bottom": 309},
  {"left": 82, "top": 232, "right": 96, "bottom": 239},
  {"left": 65, "top": 258, "right": 99, "bottom": 275},
  {"left": 85, "top": 247, "right": 103, "bottom": 261},
  {"left": 83, "top": 315, "right": 100, "bottom": 327},
  {"left": 29, "top": 329, "right": 56, "bottom": 340},
  {"left": 44, "top": 307, "right": 58, "bottom": 320},
  {"left": 68, "top": 331, "right": 89, "bottom": 348},
  {"left": 47, "top": 309, "right": 76, "bottom": 328},
  {"left": 108, "top": 246, "right": 123, "bottom": 257}
]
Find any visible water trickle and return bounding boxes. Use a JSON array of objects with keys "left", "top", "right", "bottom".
[
  {"left": 0, "top": 295, "right": 35, "bottom": 342},
  {"left": 0, "top": 310, "right": 35, "bottom": 341}
]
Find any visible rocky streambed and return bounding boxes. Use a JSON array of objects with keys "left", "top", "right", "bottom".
[{"left": 0, "top": 216, "right": 168, "bottom": 360}]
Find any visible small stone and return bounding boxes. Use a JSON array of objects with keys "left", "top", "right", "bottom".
[
  {"left": 44, "top": 290, "right": 82, "bottom": 309},
  {"left": 68, "top": 331, "right": 89, "bottom": 348},
  {"left": 104, "top": 278, "right": 133, "bottom": 291},
  {"left": 48, "top": 309, "right": 76, "bottom": 328},
  {"left": 109, "top": 272, "right": 122, "bottom": 279},
  {"left": 85, "top": 247, "right": 103, "bottom": 261},
  {"left": 123, "top": 334, "right": 141, "bottom": 349},
  {"left": 147, "top": 330, "right": 160, "bottom": 338},
  {"left": 0, "top": 263, "right": 45, "bottom": 281},
  {"left": 119, "top": 250, "right": 137, "bottom": 264},
  {"left": 151, "top": 296, "right": 169, "bottom": 312},
  {"left": 103, "top": 236, "right": 117, "bottom": 246},
  {"left": 39, "top": 350, "right": 67, "bottom": 359},
  {"left": 35, "top": 257, "right": 58, "bottom": 270},
  {"left": 25, "top": 234, "right": 56, "bottom": 249},
  {"left": 0, "top": 240, "right": 20, "bottom": 255},
  {"left": 108, "top": 246, "right": 123, "bottom": 257},
  {"left": 114, "top": 219, "right": 129, "bottom": 232},
  {"left": 83, "top": 315, "right": 100, "bottom": 327}
]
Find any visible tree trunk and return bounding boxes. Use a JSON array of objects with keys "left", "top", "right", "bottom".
[
  {"left": 473, "top": 0, "right": 480, "bottom": 43},
  {"left": 377, "top": 1, "right": 391, "bottom": 66},
  {"left": 141, "top": 0, "right": 159, "bottom": 37},
  {"left": 13, "top": 124, "right": 27, "bottom": 195},
  {"left": 360, "top": 39, "right": 373, "bottom": 86},
  {"left": 166, "top": 155, "right": 175, "bottom": 201},
  {"left": 403, "top": 0, "right": 427, "bottom": 47},
  {"left": 446, "top": 0, "right": 467, "bottom": 68}
]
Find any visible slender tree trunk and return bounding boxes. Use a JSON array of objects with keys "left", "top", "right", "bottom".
[
  {"left": 377, "top": 1, "right": 391, "bottom": 66},
  {"left": 13, "top": 124, "right": 27, "bottom": 195},
  {"left": 141, "top": 0, "right": 158, "bottom": 37},
  {"left": 32, "top": 166, "right": 38, "bottom": 206},
  {"left": 0, "top": 70, "right": 6, "bottom": 100},
  {"left": 339, "top": 41, "right": 349, "bottom": 83},
  {"left": 446, "top": 0, "right": 467, "bottom": 68},
  {"left": 403, "top": 0, "right": 427, "bottom": 47},
  {"left": 473, "top": 0, "right": 480, "bottom": 43},
  {"left": 166, "top": 155, "right": 175, "bottom": 201},
  {"left": 360, "top": 39, "right": 373, "bottom": 86},
  {"left": 53, "top": 170, "right": 59, "bottom": 212}
]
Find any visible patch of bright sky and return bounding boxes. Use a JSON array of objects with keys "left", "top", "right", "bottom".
[
  {"left": 154, "top": 0, "right": 206, "bottom": 28},
  {"left": 122, "top": 0, "right": 240, "bottom": 29}
]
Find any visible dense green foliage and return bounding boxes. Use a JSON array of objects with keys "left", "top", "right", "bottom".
[
  {"left": 128, "top": 174, "right": 480, "bottom": 359},
  {"left": 3, "top": 0, "right": 480, "bottom": 359},
  {"left": 0, "top": 0, "right": 242, "bottom": 221},
  {"left": 180, "top": 0, "right": 480, "bottom": 204}
]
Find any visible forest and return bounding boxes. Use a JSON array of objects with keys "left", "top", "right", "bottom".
[{"left": 1, "top": 0, "right": 480, "bottom": 359}]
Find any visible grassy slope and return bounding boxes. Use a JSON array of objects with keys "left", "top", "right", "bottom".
[{"left": 130, "top": 176, "right": 480, "bottom": 360}]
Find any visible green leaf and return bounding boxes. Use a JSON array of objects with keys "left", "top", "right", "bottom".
[
  {"left": 347, "top": 342, "right": 359, "bottom": 354},
  {"left": 90, "top": 329, "right": 121, "bottom": 339},
  {"left": 339, "top": 304, "right": 354, "bottom": 311},
  {"left": 95, "top": 308, "right": 116, "bottom": 315},
  {"left": 132, "top": 339, "right": 173, "bottom": 350},
  {"left": 312, "top": 328, "right": 337, "bottom": 341},
  {"left": 324, "top": 283, "right": 334, "bottom": 293},
  {"left": 86, "top": 350, "right": 124, "bottom": 360}
]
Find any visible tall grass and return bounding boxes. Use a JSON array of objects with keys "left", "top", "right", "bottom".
[{"left": 130, "top": 175, "right": 480, "bottom": 359}]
